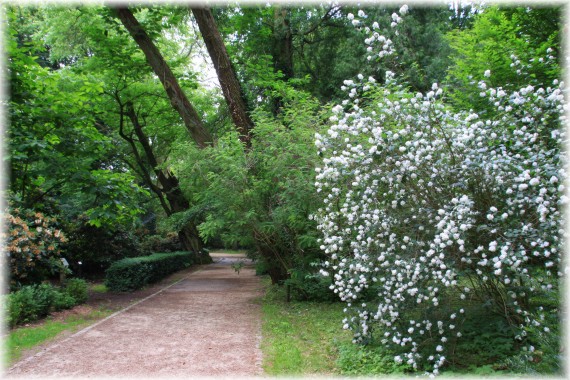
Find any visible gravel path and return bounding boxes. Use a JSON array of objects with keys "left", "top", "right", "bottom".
[{"left": 6, "top": 253, "right": 264, "bottom": 378}]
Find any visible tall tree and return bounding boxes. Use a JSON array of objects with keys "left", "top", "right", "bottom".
[
  {"left": 6, "top": 5, "right": 148, "bottom": 228},
  {"left": 190, "top": 5, "right": 325, "bottom": 283},
  {"left": 191, "top": 7, "right": 253, "bottom": 148},
  {"left": 121, "top": 100, "right": 206, "bottom": 259},
  {"left": 107, "top": 6, "right": 218, "bottom": 259},
  {"left": 212, "top": 4, "right": 455, "bottom": 103},
  {"left": 272, "top": 6, "right": 294, "bottom": 80},
  {"left": 113, "top": 6, "right": 212, "bottom": 148},
  {"left": 446, "top": 5, "right": 563, "bottom": 113},
  {"left": 34, "top": 5, "right": 215, "bottom": 259}
]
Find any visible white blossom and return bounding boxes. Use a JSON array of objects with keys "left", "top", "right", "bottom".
[{"left": 315, "top": 9, "right": 565, "bottom": 376}]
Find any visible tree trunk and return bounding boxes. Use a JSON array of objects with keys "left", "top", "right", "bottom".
[
  {"left": 192, "top": 6, "right": 296, "bottom": 279},
  {"left": 273, "top": 7, "right": 294, "bottom": 80},
  {"left": 253, "top": 229, "right": 290, "bottom": 284},
  {"left": 271, "top": 6, "right": 294, "bottom": 114},
  {"left": 179, "top": 223, "right": 211, "bottom": 263},
  {"left": 191, "top": 7, "right": 253, "bottom": 149},
  {"left": 113, "top": 7, "right": 213, "bottom": 262},
  {"left": 123, "top": 101, "right": 211, "bottom": 263},
  {"left": 165, "top": 187, "right": 210, "bottom": 263},
  {"left": 114, "top": 7, "right": 212, "bottom": 148},
  {"left": 162, "top": 180, "right": 210, "bottom": 263}
]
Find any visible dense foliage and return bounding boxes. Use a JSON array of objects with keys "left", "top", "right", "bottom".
[
  {"left": 214, "top": 4, "right": 455, "bottom": 105},
  {"left": 446, "top": 6, "right": 562, "bottom": 112},
  {"left": 174, "top": 87, "right": 325, "bottom": 283},
  {"left": 63, "top": 220, "right": 149, "bottom": 277},
  {"left": 6, "top": 6, "right": 149, "bottom": 228}
]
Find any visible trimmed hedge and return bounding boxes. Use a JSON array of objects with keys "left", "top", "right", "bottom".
[{"left": 104, "top": 251, "right": 195, "bottom": 292}]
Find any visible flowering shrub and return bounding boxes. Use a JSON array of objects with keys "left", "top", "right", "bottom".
[
  {"left": 4, "top": 206, "right": 68, "bottom": 286},
  {"left": 314, "top": 6, "right": 566, "bottom": 374}
]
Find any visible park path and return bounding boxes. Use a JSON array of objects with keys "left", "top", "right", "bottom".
[{"left": 6, "top": 253, "right": 264, "bottom": 378}]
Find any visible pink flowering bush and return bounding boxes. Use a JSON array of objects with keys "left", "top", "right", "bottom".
[
  {"left": 4, "top": 206, "right": 68, "bottom": 286},
  {"left": 314, "top": 6, "right": 565, "bottom": 374}
]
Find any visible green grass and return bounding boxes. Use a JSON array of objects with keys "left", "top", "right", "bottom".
[
  {"left": 89, "top": 283, "right": 107, "bottom": 293},
  {"left": 5, "top": 308, "right": 113, "bottom": 366},
  {"left": 261, "top": 279, "right": 352, "bottom": 375}
]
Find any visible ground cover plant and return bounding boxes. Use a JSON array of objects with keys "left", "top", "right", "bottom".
[{"left": 315, "top": 5, "right": 565, "bottom": 376}]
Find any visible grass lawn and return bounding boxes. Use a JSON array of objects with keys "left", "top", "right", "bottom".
[
  {"left": 5, "top": 282, "right": 114, "bottom": 367},
  {"left": 261, "top": 279, "right": 352, "bottom": 375},
  {"left": 5, "top": 307, "right": 113, "bottom": 367},
  {"left": 260, "top": 282, "right": 415, "bottom": 377},
  {"left": 89, "top": 283, "right": 108, "bottom": 293}
]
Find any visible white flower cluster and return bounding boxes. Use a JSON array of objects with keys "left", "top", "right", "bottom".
[
  {"left": 314, "top": 8, "right": 566, "bottom": 374},
  {"left": 360, "top": 5, "right": 407, "bottom": 61}
]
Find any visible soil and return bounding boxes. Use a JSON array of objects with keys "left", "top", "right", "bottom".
[{"left": 6, "top": 252, "right": 265, "bottom": 378}]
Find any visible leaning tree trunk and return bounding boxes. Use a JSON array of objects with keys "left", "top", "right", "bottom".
[
  {"left": 253, "top": 229, "right": 291, "bottom": 284},
  {"left": 162, "top": 182, "right": 211, "bottom": 264},
  {"left": 114, "top": 7, "right": 212, "bottom": 148},
  {"left": 178, "top": 224, "right": 211, "bottom": 263},
  {"left": 113, "top": 7, "right": 214, "bottom": 262},
  {"left": 191, "top": 6, "right": 297, "bottom": 282},
  {"left": 123, "top": 101, "right": 211, "bottom": 263},
  {"left": 191, "top": 7, "right": 253, "bottom": 149}
]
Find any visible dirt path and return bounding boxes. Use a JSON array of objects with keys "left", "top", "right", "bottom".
[{"left": 6, "top": 253, "right": 264, "bottom": 378}]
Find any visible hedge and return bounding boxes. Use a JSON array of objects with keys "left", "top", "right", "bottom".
[{"left": 104, "top": 251, "right": 195, "bottom": 292}]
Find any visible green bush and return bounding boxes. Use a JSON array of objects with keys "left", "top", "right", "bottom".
[
  {"left": 52, "top": 291, "right": 77, "bottom": 310},
  {"left": 8, "top": 286, "right": 43, "bottom": 327},
  {"left": 64, "top": 220, "right": 148, "bottom": 277},
  {"left": 7, "top": 280, "right": 91, "bottom": 328},
  {"left": 285, "top": 271, "right": 337, "bottom": 302},
  {"left": 104, "top": 251, "right": 195, "bottom": 292},
  {"left": 33, "top": 283, "right": 57, "bottom": 314},
  {"left": 64, "top": 278, "right": 88, "bottom": 304}
]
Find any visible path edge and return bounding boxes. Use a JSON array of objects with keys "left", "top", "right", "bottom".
[{"left": 7, "top": 267, "right": 204, "bottom": 373}]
